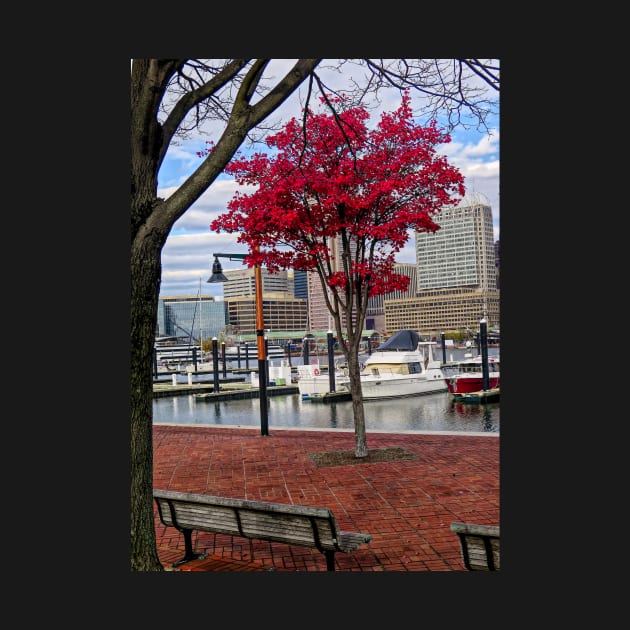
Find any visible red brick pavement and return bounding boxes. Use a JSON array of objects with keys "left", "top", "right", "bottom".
[{"left": 153, "top": 425, "right": 499, "bottom": 572}]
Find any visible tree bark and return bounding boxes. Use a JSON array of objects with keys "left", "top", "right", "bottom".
[
  {"left": 130, "top": 58, "right": 322, "bottom": 570},
  {"left": 130, "top": 60, "right": 172, "bottom": 571},
  {"left": 347, "top": 349, "right": 368, "bottom": 457},
  {"left": 130, "top": 225, "right": 165, "bottom": 570}
]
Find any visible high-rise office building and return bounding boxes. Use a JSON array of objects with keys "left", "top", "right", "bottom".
[
  {"left": 293, "top": 269, "right": 308, "bottom": 301},
  {"left": 216, "top": 267, "right": 307, "bottom": 336},
  {"left": 415, "top": 200, "right": 497, "bottom": 292},
  {"left": 494, "top": 239, "right": 500, "bottom": 289},
  {"left": 222, "top": 267, "right": 291, "bottom": 297},
  {"left": 306, "top": 271, "right": 331, "bottom": 331},
  {"left": 223, "top": 293, "right": 308, "bottom": 336},
  {"left": 385, "top": 196, "right": 499, "bottom": 335},
  {"left": 306, "top": 235, "right": 360, "bottom": 331},
  {"left": 157, "top": 294, "right": 226, "bottom": 340},
  {"left": 366, "top": 263, "right": 418, "bottom": 332}
]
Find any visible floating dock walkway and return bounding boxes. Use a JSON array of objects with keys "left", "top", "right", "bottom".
[{"left": 452, "top": 387, "right": 500, "bottom": 404}]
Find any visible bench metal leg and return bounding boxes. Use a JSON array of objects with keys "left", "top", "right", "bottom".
[
  {"left": 325, "top": 551, "right": 336, "bottom": 571},
  {"left": 171, "top": 529, "right": 208, "bottom": 567}
]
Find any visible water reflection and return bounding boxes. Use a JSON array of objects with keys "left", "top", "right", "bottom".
[
  {"left": 153, "top": 391, "right": 499, "bottom": 433},
  {"left": 213, "top": 401, "right": 223, "bottom": 423},
  {"left": 448, "top": 398, "right": 499, "bottom": 432},
  {"left": 483, "top": 407, "right": 494, "bottom": 432},
  {"left": 330, "top": 402, "right": 339, "bottom": 429}
]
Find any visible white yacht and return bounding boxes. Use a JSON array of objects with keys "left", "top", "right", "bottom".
[{"left": 336, "top": 330, "right": 448, "bottom": 399}]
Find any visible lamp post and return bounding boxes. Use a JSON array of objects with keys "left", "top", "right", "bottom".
[{"left": 207, "top": 251, "right": 269, "bottom": 436}]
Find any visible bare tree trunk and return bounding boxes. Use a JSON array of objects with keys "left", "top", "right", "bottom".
[
  {"left": 130, "top": 60, "right": 170, "bottom": 570},
  {"left": 130, "top": 209, "right": 167, "bottom": 571}
]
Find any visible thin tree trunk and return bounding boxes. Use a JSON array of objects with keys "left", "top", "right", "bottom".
[{"left": 347, "top": 344, "right": 368, "bottom": 457}]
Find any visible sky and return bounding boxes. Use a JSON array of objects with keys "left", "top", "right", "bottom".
[{"left": 156, "top": 60, "right": 499, "bottom": 299}]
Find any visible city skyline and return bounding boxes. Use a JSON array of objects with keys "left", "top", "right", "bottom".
[{"left": 156, "top": 60, "right": 499, "bottom": 299}]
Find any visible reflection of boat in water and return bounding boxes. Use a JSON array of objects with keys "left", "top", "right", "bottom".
[
  {"left": 336, "top": 330, "right": 448, "bottom": 400},
  {"left": 442, "top": 355, "right": 500, "bottom": 395}
]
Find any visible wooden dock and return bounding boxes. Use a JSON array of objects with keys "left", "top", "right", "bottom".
[
  {"left": 452, "top": 388, "right": 500, "bottom": 404},
  {"left": 302, "top": 390, "right": 352, "bottom": 403},
  {"left": 192, "top": 383, "right": 299, "bottom": 402}
]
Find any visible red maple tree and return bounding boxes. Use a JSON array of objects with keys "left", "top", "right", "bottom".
[{"left": 209, "top": 91, "right": 465, "bottom": 457}]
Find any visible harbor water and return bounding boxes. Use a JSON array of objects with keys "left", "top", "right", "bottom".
[
  {"left": 153, "top": 390, "right": 499, "bottom": 433},
  {"left": 152, "top": 346, "right": 500, "bottom": 433}
]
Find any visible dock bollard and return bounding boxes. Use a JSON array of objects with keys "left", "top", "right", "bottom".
[{"left": 172, "top": 374, "right": 177, "bottom": 386}]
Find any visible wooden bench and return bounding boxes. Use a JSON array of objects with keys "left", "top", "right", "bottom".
[
  {"left": 154, "top": 489, "right": 372, "bottom": 571},
  {"left": 450, "top": 522, "right": 500, "bottom": 571}
]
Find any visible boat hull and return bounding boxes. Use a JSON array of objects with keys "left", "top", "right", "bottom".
[
  {"left": 296, "top": 365, "right": 344, "bottom": 397},
  {"left": 298, "top": 376, "right": 335, "bottom": 397},
  {"left": 339, "top": 374, "right": 448, "bottom": 399},
  {"left": 446, "top": 374, "right": 500, "bottom": 394}
]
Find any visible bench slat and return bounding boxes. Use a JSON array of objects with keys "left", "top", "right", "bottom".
[{"left": 156, "top": 500, "right": 338, "bottom": 547}]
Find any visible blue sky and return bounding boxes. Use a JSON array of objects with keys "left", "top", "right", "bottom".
[{"left": 157, "top": 60, "right": 499, "bottom": 298}]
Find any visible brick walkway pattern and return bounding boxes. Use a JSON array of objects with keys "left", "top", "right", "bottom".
[{"left": 153, "top": 425, "right": 499, "bottom": 571}]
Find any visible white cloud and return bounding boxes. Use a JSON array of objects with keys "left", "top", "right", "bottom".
[{"left": 157, "top": 62, "right": 499, "bottom": 296}]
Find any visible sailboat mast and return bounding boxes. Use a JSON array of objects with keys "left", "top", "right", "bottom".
[{"left": 198, "top": 278, "right": 203, "bottom": 352}]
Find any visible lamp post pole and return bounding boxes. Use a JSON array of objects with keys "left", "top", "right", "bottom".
[
  {"left": 253, "top": 258, "right": 269, "bottom": 435},
  {"left": 208, "top": 251, "right": 269, "bottom": 436}
]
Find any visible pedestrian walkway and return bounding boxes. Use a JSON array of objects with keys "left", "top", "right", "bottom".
[{"left": 153, "top": 425, "right": 499, "bottom": 571}]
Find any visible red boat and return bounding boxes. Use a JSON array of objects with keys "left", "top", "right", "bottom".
[{"left": 443, "top": 355, "right": 500, "bottom": 394}]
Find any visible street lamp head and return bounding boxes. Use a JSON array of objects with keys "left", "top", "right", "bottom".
[{"left": 207, "top": 256, "right": 229, "bottom": 283}]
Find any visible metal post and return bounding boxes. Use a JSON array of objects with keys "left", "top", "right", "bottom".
[
  {"left": 303, "top": 337, "right": 309, "bottom": 366},
  {"left": 255, "top": 262, "right": 269, "bottom": 436},
  {"left": 221, "top": 342, "right": 227, "bottom": 378},
  {"left": 212, "top": 337, "right": 220, "bottom": 392},
  {"left": 479, "top": 319, "right": 490, "bottom": 391},
  {"left": 327, "top": 330, "right": 335, "bottom": 393},
  {"left": 440, "top": 332, "right": 446, "bottom": 364}
]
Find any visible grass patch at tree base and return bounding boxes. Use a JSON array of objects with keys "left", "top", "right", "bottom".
[{"left": 309, "top": 447, "right": 417, "bottom": 468}]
